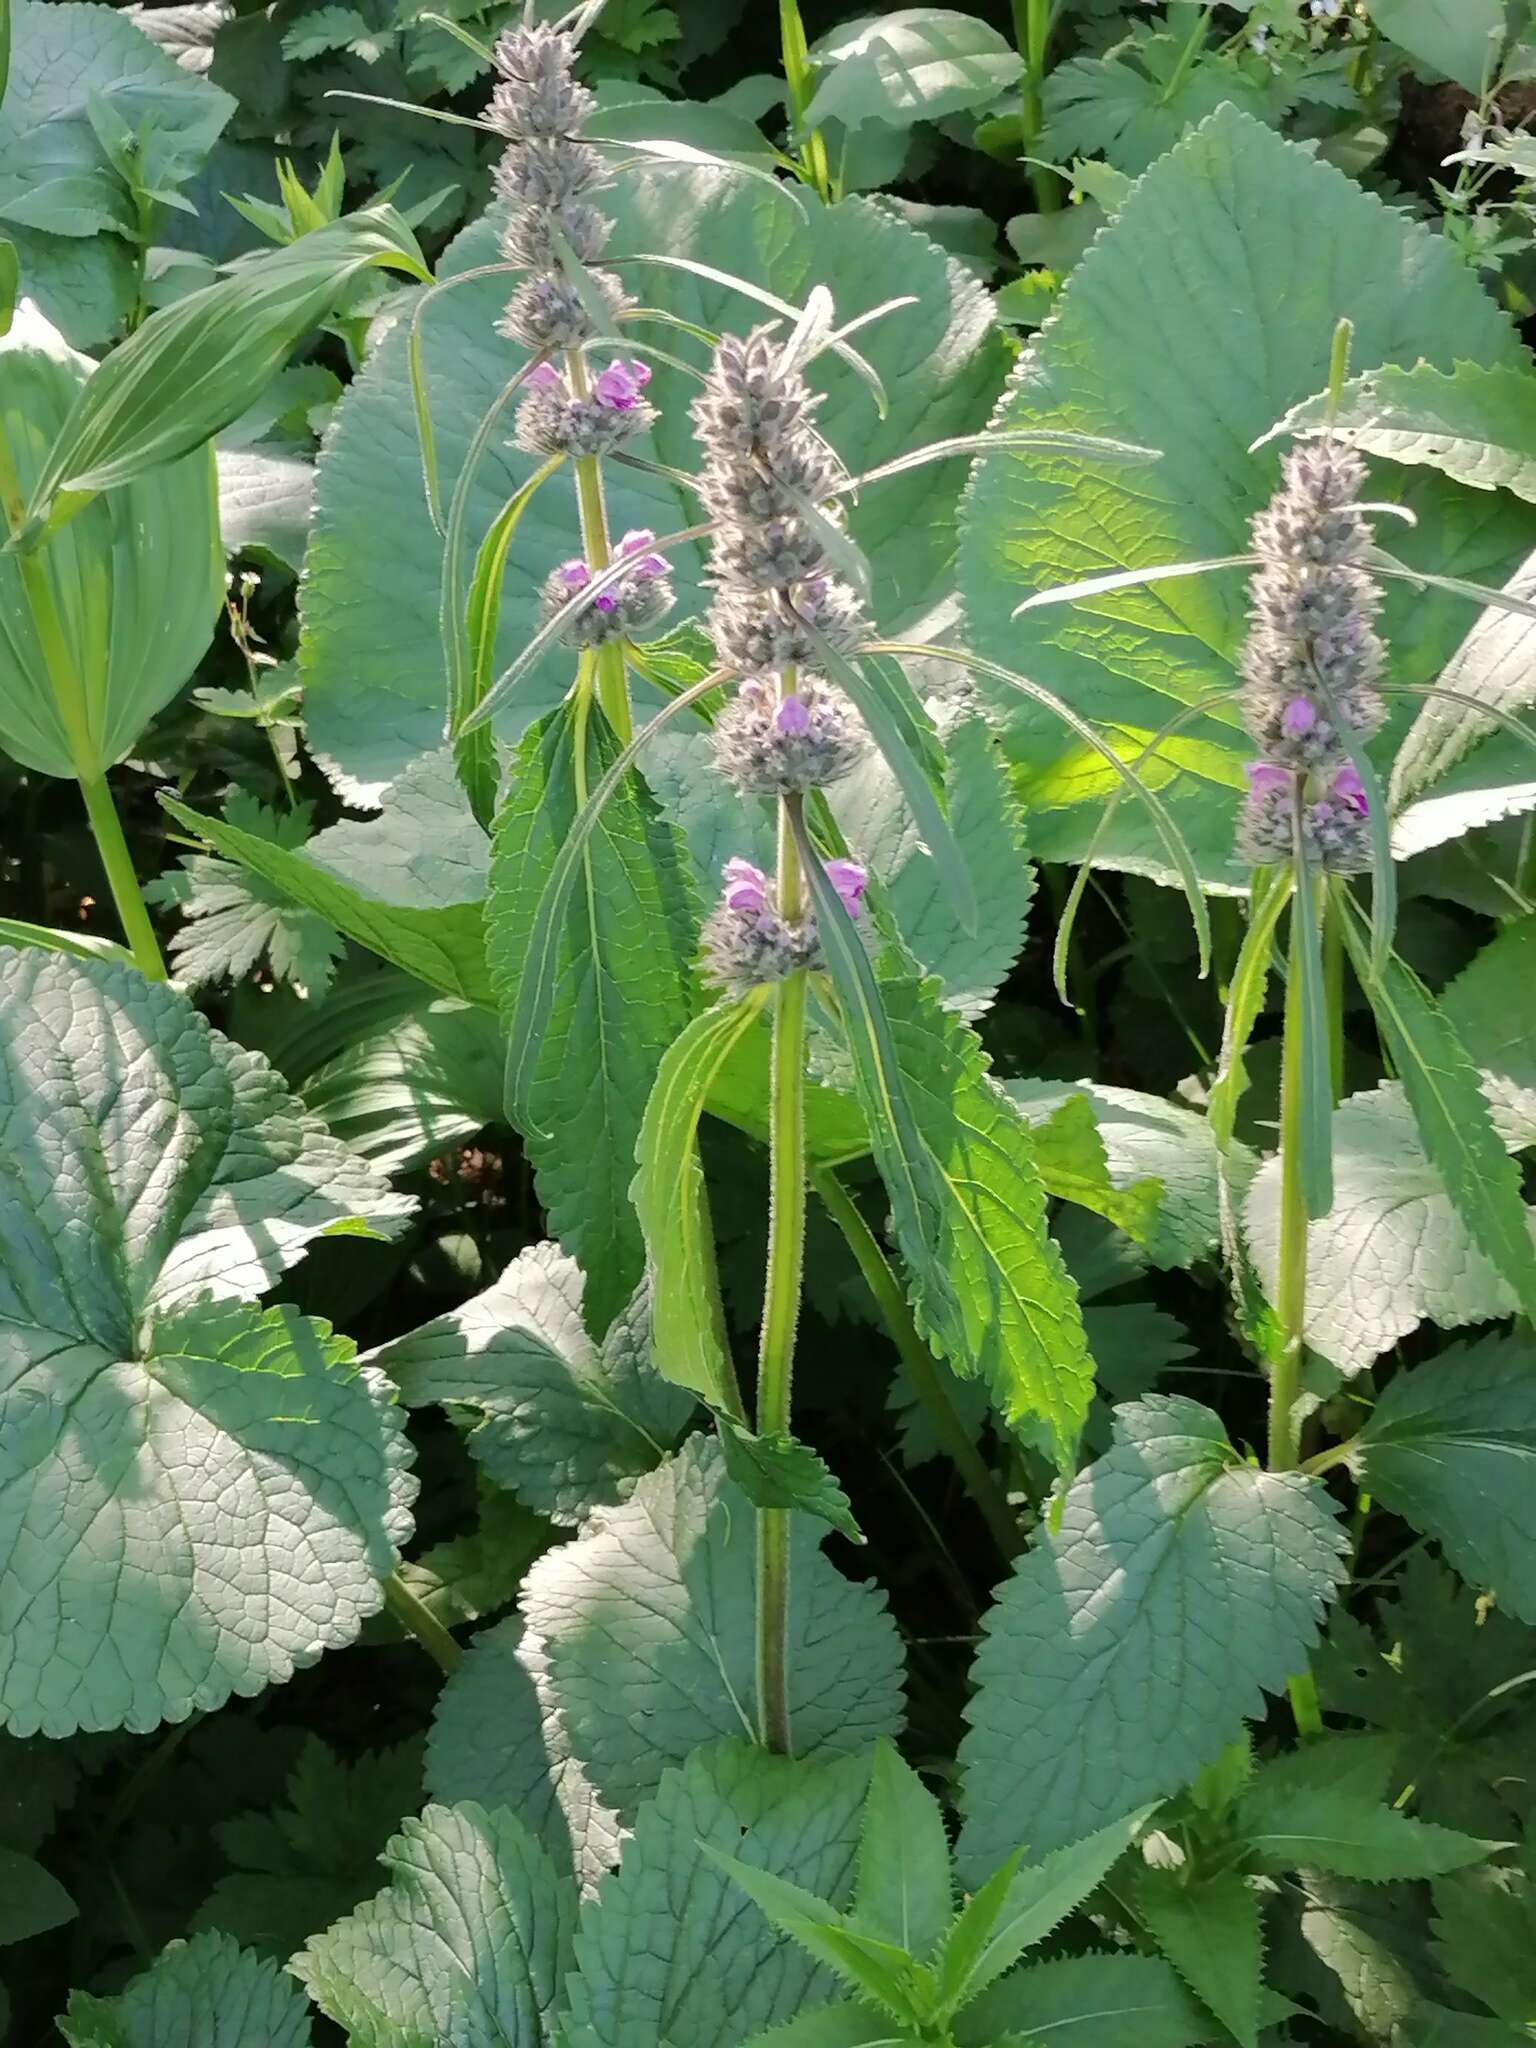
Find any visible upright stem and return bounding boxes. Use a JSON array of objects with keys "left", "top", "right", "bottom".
[
  {"left": 1269, "top": 874, "right": 1326, "bottom": 1738},
  {"left": 565, "top": 348, "right": 632, "bottom": 744},
  {"left": 756, "top": 784, "right": 810, "bottom": 1754},
  {"left": 1161, "top": 2, "right": 1215, "bottom": 104},
  {"left": 0, "top": 426, "right": 166, "bottom": 980},
  {"left": 1013, "top": 0, "right": 1062, "bottom": 212},
  {"left": 779, "top": 0, "right": 834, "bottom": 203},
  {"left": 383, "top": 1569, "right": 463, "bottom": 1676},
  {"left": 814, "top": 1164, "right": 1020, "bottom": 1560}
]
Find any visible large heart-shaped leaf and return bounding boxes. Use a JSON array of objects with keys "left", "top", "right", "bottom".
[
  {"left": 0, "top": 948, "right": 414, "bottom": 1736},
  {"left": 301, "top": 167, "right": 1007, "bottom": 799},
  {"left": 958, "top": 104, "right": 1533, "bottom": 882}
]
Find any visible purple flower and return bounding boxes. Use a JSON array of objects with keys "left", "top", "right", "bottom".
[
  {"left": 527, "top": 361, "right": 563, "bottom": 391},
  {"left": 723, "top": 856, "right": 768, "bottom": 915},
  {"left": 775, "top": 694, "right": 811, "bottom": 736},
  {"left": 825, "top": 858, "right": 867, "bottom": 917},
  {"left": 1280, "top": 696, "right": 1317, "bottom": 739},
  {"left": 593, "top": 358, "right": 651, "bottom": 411},
  {"left": 1333, "top": 763, "right": 1369, "bottom": 815},
  {"left": 557, "top": 558, "right": 591, "bottom": 590},
  {"left": 618, "top": 528, "right": 669, "bottom": 576},
  {"left": 594, "top": 592, "right": 617, "bottom": 613},
  {"left": 1244, "top": 761, "right": 1293, "bottom": 799}
]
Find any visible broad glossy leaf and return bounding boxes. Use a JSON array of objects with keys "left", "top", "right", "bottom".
[
  {"left": 522, "top": 1437, "right": 904, "bottom": 1817},
  {"left": 0, "top": 948, "right": 413, "bottom": 1735},
  {"left": 302, "top": 168, "right": 1005, "bottom": 797},
  {"left": 561, "top": 1741, "right": 870, "bottom": 2048},
  {"left": 162, "top": 749, "right": 495, "bottom": 1006},
  {"left": 958, "top": 104, "right": 1531, "bottom": 881},
  {"left": 58, "top": 1931, "right": 314, "bottom": 2048},
  {"left": 425, "top": 1616, "right": 622, "bottom": 1895},
  {"left": 1369, "top": 0, "right": 1506, "bottom": 93},
  {"left": 25, "top": 205, "right": 429, "bottom": 527},
  {"left": 1135, "top": 1869, "right": 1263, "bottom": 2048},
  {"left": 0, "top": 305, "right": 221, "bottom": 780},
  {"left": 804, "top": 10, "right": 1020, "bottom": 129},
  {"left": 487, "top": 705, "right": 699, "bottom": 1334},
  {"left": 1351, "top": 1334, "right": 1536, "bottom": 1624},
  {"left": 957, "top": 1397, "right": 1348, "bottom": 1875},
  {"left": 295, "top": 1802, "right": 575, "bottom": 2047},
  {"left": 954, "top": 1952, "right": 1224, "bottom": 2048},
  {"left": 373, "top": 1240, "right": 692, "bottom": 1525}
]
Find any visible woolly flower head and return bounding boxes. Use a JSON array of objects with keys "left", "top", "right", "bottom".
[
  {"left": 712, "top": 676, "right": 865, "bottom": 797},
  {"left": 539, "top": 529, "right": 674, "bottom": 648},
  {"left": 515, "top": 357, "right": 656, "bottom": 458},
  {"left": 489, "top": 22, "right": 594, "bottom": 140},
  {"left": 1236, "top": 759, "right": 1371, "bottom": 874},
  {"left": 700, "top": 853, "right": 867, "bottom": 998}
]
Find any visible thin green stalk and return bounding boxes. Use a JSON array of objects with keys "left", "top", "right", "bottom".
[
  {"left": 383, "top": 1568, "right": 463, "bottom": 1675},
  {"left": 756, "top": 789, "right": 809, "bottom": 1756},
  {"left": 780, "top": 0, "right": 834, "bottom": 203},
  {"left": 1013, "top": 0, "right": 1062, "bottom": 212},
  {"left": 813, "top": 1164, "right": 1020, "bottom": 1561},
  {"left": 565, "top": 348, "right": 632, "bottom": 744},
  {"left": 77, "top": 768, "right": 168, "bottom": 980},
  {"left": 1269, "top": 872, "right": 1326, "bottom": 1738},
  {"left": 1160, "top": 1, "right": 1215, "bottom": 104}
]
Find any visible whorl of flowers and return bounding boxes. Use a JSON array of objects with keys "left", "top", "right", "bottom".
[
  {"left": 539, "top": 527, "right": 673, "bottom": 647},
  {"left": 712, "top": 676, "right": 864, "bottom": 798},
  {"left": 1235, "top": 438, "right": 1382, "bottom": 873},
  {"left": 489, "top": 21, "right": 631, "bottom": 358},
  {"left": 515, "top": 357, "right": 657, "bottom": 459},
  {"left": 701, "top": 856, "right": 868, "bottom": 999}
]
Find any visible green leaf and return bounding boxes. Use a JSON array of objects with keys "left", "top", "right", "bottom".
[
  {"left": 1339, "top": 909, "right": 1536, "bottom": 1331},
  {"left": 633, "top": 996, "right": 763, "bottom": 1408},
  {"left": 1135, "top": 1868, "right": 1264, "bottom": 2048},
  {"left": 1432, "top": 1870, "right": 1536, "bottom": 2026},
  {"left": 1291, "top": 873, "right": 1335, "bottom": 1220},
  {"left": 24, "top": 204, "right": 428, "bottom": 529},
  {"left": 425, "top": 1616, "right": 622, "bottom": 1894},
  {"left": 1295, "top": 1874, "right": 1427, "bottom": 2040},
  {"left": 1043, "top": 28, "right": 1283, "bottom": 177},
  {"left": 162, "top": 750, "right": 495, "bottom": 1006},
  {"left": 958, "top": 103, "right": 1529, "bottom": 882},
  {"left": 561, "top": 1741, "right": 871, "bottom": 2048},
  {"left": 853, "top": 1741, "right": 952, "bottom": 1964},
  {"left": 487, "top": 704, "right": 700, "bottom": 1335},
  {"left": 941, "top": 1812, "right": 1149, "bottom": 2009},
  {"left": 302, "top": 998, "right": 505, "bottom": 1175},
  {"left": 0, "top": 1845, "right": 74, "bottom": 1944},
  {"left": 301, "top": 170, "right": 1004, "bottom": 795},
  {"left": 954, "top": 1952, "right": 1226, "bottom": 2048},
  {"left": 0, "top": 948, "right": 413, "bottom": 1736},
  {"left": 702, "top": 1849, "right": 923, "bottom": 2020},
  {"left": 715, "top": 1415, "right": 862, "bottom": 1542},
  {"left": 215, "top": 445, "right": 315, "bottom": 571},
  {"left": 1239, "top": 1781, "right": 1495, "bottom": 1883},
  {"left": 0, "top": 0, "right": 233, "bottom": 346},
  {"left": 1277, "top": 362, "right": 1536, "bottom": 505},
  {"left": 373, "top": 1241, "right": 692, "bottom": 1526},
  {"left": 521, "top": 1437, "right": 904, "bottom": 1817},
  {"left": 1368, "top": 0, "right": 1507, "bottom": 93},
  {"left": 1017, "top": 1093, "right": 1164, "bottom": 1251},
  {"left": 59, "top": 1931, "right": 315, "bottom": 2048},
  {"left": 1243, "top": 1082, "right": 1531, "bottom": 1372},
  {"left": 146, "top": 797, "right": 343, "bottom": 998},
  {"left": 957, "top": 1397, "right": 1348, "bottom": 1874},
  {"left": 195, "top": 1736, "right": 422, "bottom": 1960},
  {"left": 804, "top": 10, "right": 1020, "bottom": 129},
  {"left": 1350, "top": 1334, "right": 1536, "bottom": 1623},
  {"left": 0, "top": 305, "right": 222, "bottom": 782},
  {"left": 742, "top": 2006, "right": 917, "bottom": 2048},
  {"left": 294, "top": 1802, "right": 575, "bottom": 2046},
  {"left": 388, "top": 1484, "right": 546, "bottom": 1636}
]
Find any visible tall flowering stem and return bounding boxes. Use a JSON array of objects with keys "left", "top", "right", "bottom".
[{"left": 693, "top": 324, "right": 871, "bottom": 1753}]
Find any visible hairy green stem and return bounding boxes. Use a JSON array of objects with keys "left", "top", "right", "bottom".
[
  {"left": 756, "top": 790, "right": 809, "bottom": 1755},
  {"left": 383, "top": 1568, "right": 463, "bottom": 1675},
  {"left": 1013, "top": 0, "right": 1062, "bottom": 212},
  {"left": 565, "top": 348, "right": 632, "bottom": 745},
  {"left": 1270, "top": 873, "right": 1326, "bottom": 1737},
  {"left": 779, "top": 0, "right": 834, "bottom": 203},
  {"left": 813, "top": 1164, "right": 1020, "bottom": 1561}
]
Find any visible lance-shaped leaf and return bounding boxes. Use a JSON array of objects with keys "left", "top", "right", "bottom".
[
  {"left": 957, "top": 1397, "right": 1348, "bottom": 1876},
  {"left": 1339, "top": 907, "right": 1536, "bottom": 1332},
  {"left": 0, "top": 948, "right": 414, "bottom": 1736},
  {"left": 372, "top": 1240, "right": 692, "bottom": 1526},
  {"left": 522, "top": 1437, "right": 904, "bottom": 1818},
  {"left": 633, "top": 995, "right": 763, "bottom": 1409},
  {"left": 24, "top": 204, "right": 429, "bottom": 532},
  {"left": 487, "top": 704, "right": 700, "bottom": 1335},
  {"left": 561, "top": 1741, "right": 871, "bottom": 2048},
  {"left": 0, "top": 305, "right": 222, "bottom": 782},
  {"left": 954, "top": 1952, "right": 1228, "bottom": 2048},
  {"left": 162, "top": 749, "right": 495, "bottom": 1006},
  {"left": 294, "top": 1802, "right": 576, "bottom": 2047},
  {"left": 852, "top": 1741, "right": 953, "bottom": 1964},
  {"left": 1347, "top": 1335, "right": 1536, "bottom": 1625},
  {"left": 1135, "top": 1868, "right": 1264, "bottom": 2048},
  {"left": 58, "top": 1931, "right": 315, "bottom": 2048}
]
